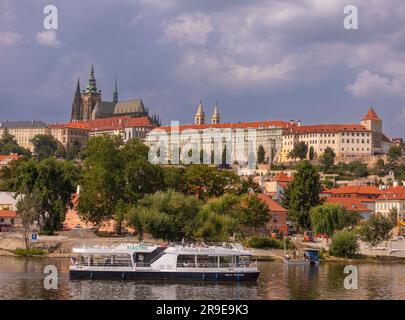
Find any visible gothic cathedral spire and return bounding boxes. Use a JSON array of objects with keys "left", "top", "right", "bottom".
[
  {"left": 85, "top": 64, "right": 98, "bottom": 93},
  {"left": 113, "top": 78, "right": 118, "bottom": 104}
]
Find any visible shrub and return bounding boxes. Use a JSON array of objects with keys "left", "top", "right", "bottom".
[
  {"left": 329, "top": 230, "right": 359, "bottom": 258},
  {"left": 246, "top": 236, "right": 294, "bottom": 250},
  {"left": 13, "top": 248, "right": 46, "bottom": 256}
]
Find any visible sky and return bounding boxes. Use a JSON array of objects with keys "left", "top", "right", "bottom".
[{"left": 0, "top": 0, "right": 405, "bottom": 137}]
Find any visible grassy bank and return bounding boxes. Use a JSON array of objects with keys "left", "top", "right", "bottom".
[{"left": 12, "top": 248, "right": 47, "bottom": 257}]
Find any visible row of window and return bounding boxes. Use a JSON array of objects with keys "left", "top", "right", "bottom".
[{"left": 375, "top": 202, "right": 405, "bottom": 210}]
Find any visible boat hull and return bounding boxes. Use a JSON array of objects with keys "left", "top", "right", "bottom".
[{"left": 69, "top": 270, "right": 260, "bottom": 282}]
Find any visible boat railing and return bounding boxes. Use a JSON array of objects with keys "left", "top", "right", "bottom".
[
  {"left": 72, "top": 261, "right": 133, "bottom": 267},
  {"left": 176, "top": 262, "right": 256, "bottom": 269}
]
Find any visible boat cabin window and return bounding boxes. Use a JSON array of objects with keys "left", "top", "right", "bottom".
[
  {"left": 75, "top": 254, "right": 132, "bottom": 267},
  {"left": 177, "top": 255, "right": 195, "bottom": 267},
  {"left": 197, "top": 255, "right": 217, "bottom": 268}
]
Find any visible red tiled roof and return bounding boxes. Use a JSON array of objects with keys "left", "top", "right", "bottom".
[
  {"left": 49, "top": 122, "right": 90, "bottom": 130},
  {"left": 0, "top": 154, "right": 19, "bottom": 162},
  {"left": 156, "top": 121, "right": 291, "bottom": 132},
  {"left": 272, "top": 172, "right": 292, "bottom": 183},
  {"left": 325, "top": 197, "right": 372, "bottom": 212},
  {"left": 290, "top": 124, "right": 370, "bottom": 134},
  {"left": 362, "top": 107, "right": 380, "bottom": 121},
  {"left": 378, "top": 186, "right": 405, "bottom": 200},
  {"left": 257, "top": 193, "right": 287, "bottom": 212},
  {"left": 54, "top": 117, "right": 153, "bottom": 132},
  {"left": 329, "top": 185, "right": 383, "bottom": 196},
  {"left": 0, "top": 210, "right": 17, "bottom": 218}
]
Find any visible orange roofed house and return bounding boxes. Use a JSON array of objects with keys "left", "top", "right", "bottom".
[
  {"left": 263, "top": 171, "right": 293, "bottom": 200},
  {"left": 256, "top": 193, "right": 288, "bottom": 233},
  {"left": 322, "top": 185, "right": 383, "bottom": 216},
  {"left": 280, "top": 107, "right": 388, "bottom": 162},
  {"left": 325, "top": 197, "right": 373, "bottom": 220}
]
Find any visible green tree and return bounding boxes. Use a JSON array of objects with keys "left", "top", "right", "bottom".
[
  {"left": 360, "top": 213, "right": 395, "bottom": 247},
  {"left": 238, "top": 195, "right": 270, "bottom": 234},
  {"left": 288, "top": 161, "right": 321, "bottom": 230},
  {"left": 183, "top": 165, "right": 243, "bottom": 200},
  {"left": 16, "top": 190, "right": 44, "bottom": 249},
  {"left": 288, "top": 142, "right": 308, "bottom": 161},
  {"left": 387, "top": 145, "right": 402, "bottom": 170},
  {"left": 162, "top": 167, "right": 185, "bottom": 192},
  {"left": 280, "top": 183, "right": 292, "bottom": 209},
  {"left": 31, "top": 135, "right": 59, "bottom": 160},
  {"left": 310, "top": 203, "right": 360, "bottom": 236},
  {"left": 78, "top": 136, "right": 163, "bottom": 230},
  {"left": 2, "top": 158, "right": 79, "bottom": 234},
  {"left": 319, "top": 147, "right": 336, "bottom": 172},
  {"left": 194, "top": 194, "right": 241, "bottom": 241},
  {"left": 127, "top": 190, "right": 201, "bottom": 241},
  {"left": 309, "top": 146, "right": 315, "bottom": 161},
  {"left": 66, "top": 139, "right": 84, "bottom": 160},
  {"left": 257, "top": 145, "right": 266, "bottom": 164},
  {"left": 0, "top": 130, "right": 31, "bottom": 156},
  {"left": 329, "top": 230, "right": 359, "bottom": 258},
  {"left": 348, "top": 161, "right": 368, "bottom": 177}
]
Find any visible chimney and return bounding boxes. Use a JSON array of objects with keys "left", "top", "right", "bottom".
[
  {"left": 393, "top": 180, "right": 399, "bottom": 187},
  {"left": 290, "top": 120, "right": 294, "bottom": 125},
  {"left": 297, "top": 120, "right": 302, "bottom": 127}
]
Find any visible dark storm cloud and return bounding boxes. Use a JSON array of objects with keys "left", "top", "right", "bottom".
[{"left": 0, "top": 0, "right": 404, "bottom": 136}]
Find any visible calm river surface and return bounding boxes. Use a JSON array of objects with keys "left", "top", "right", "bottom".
[{"left": 0, "top": 256, "right": 404, "bottom": 300}]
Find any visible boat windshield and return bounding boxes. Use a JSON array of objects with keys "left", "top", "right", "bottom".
[{"left": 73, "top": 254, "right": 133, "bottom": 267}]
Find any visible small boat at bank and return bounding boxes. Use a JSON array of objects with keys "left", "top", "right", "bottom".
[
  {"left": 283, "top": 248, "right": 320, "bottom": 266},
  {"left": 69, "top": 242, "right": 260, "bottom": 282}
]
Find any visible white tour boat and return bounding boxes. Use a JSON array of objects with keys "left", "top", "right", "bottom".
[{"left": 69, "top": 242, "right": 260, "bottom": 281}]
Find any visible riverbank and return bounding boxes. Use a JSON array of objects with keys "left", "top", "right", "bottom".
[{"left": 2, "top": 231, "right": 405, "bottom": 263}]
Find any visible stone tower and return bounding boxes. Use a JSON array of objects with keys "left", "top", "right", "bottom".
[
  {"left": 71, "top": 78, "right": 82, "bottom": 122},
  {"left": 361, "top": 107, "right": 383, "bottom": 154},
  {"left": 195, "top": 101, "right": 205, "bottom": 125},
  {"left": 80, "top": 65, "right": 102, "bottom": 121},
  {"left": 211, "top": 103, "right": 220, "bottom": 124}
]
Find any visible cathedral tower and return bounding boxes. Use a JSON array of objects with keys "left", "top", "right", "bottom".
[
  {"left": 211, "top": 103, "right": 220, "bottom": 124},
  {"left": 80, "top": 65, "right": 102, "bottom": 121},
  {"left": 195, "top": 101, "right": 205, "bottom": 125},
  {"left": 361, "top": 107, "right": 383, "bottom": 154},
  {"left": 71, "top": 78, "right": 82, "bottom": 122}
]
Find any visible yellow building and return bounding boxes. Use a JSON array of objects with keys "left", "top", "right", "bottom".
[
  {"left": 280, "top": 108, "right": 385, "bottom": 162},
  {"left": 0, "top": 120, "right": 49, "bottom": 151}
]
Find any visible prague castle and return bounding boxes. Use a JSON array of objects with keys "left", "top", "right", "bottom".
[{"left": 70, "top": 65, "right": 160, "bottom": 126}]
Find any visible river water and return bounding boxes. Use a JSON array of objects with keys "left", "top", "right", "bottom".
[{"left": 0, "top": 256, "right": 404, "bottom": 300}]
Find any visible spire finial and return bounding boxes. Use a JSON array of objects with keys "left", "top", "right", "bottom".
[
  {"left": 75, "top": 77, "right": 81, "bottom": 96},
  {"left": 113, "top": 77, "right": 118, "bottom": 104},
  {"left": 85, "top": 64, "right": 97, "bottom": 93}
]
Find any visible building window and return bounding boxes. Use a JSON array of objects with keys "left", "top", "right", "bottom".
[{"left": 273, "top": 215, "right": 278, "bottom": 222}]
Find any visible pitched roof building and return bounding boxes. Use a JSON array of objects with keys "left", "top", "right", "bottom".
[
  {"left": 70, "top": 65, "right": 160, "bottom": 127},
  {"left": 280, "top": 108, "right": 386, "bottom": 162}
]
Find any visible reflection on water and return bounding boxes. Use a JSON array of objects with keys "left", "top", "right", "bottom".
[{"left": 0, "top": 257, "right": 404, "bottom": 300}]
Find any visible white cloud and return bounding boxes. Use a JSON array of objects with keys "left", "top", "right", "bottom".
[
  {"left": 175, "top": 49, "right": 295, "bottom": 89},
  {"left": 35, "top": 31, "right": 61, "bottom": 47},
  {"left": 346, "top": 70, "right": 405, "bottom": 98},
  {"left": 0, "top": 31, "right": 22, "bottom": 46},
  {"left": 163, "top": 12, "right": 213, "bottom": 46}
]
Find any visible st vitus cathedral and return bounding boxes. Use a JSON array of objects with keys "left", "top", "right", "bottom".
[{"left": 70, "top": 65, "right": 160, "bottom": 126}]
